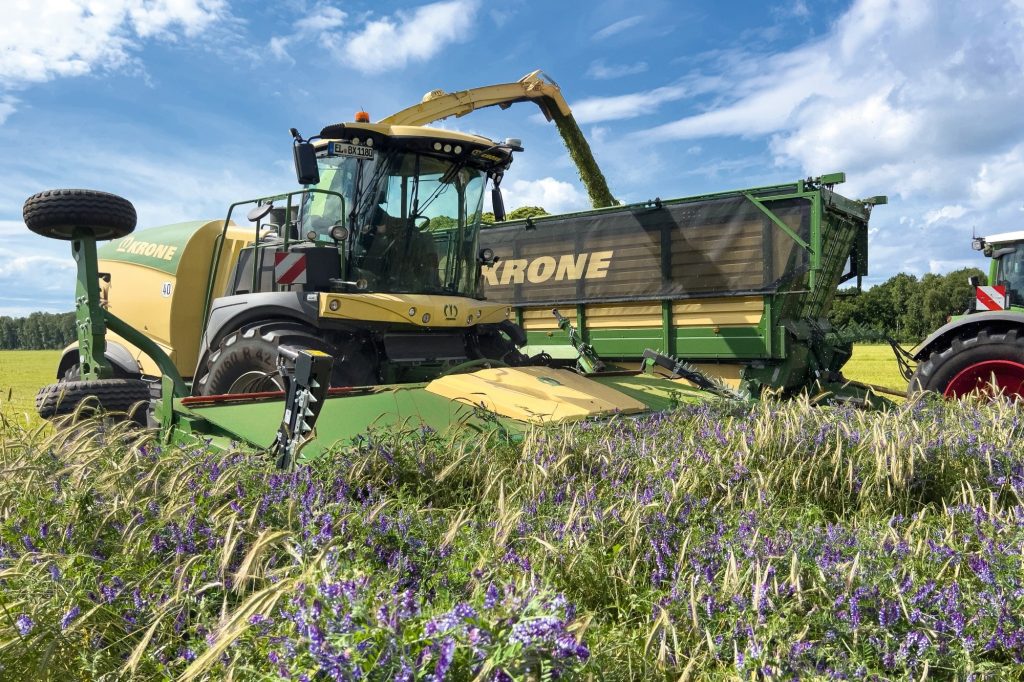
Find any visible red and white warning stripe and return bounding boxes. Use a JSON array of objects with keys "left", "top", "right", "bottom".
[
  {"left": 274, "top": 252, "right": 307, "bottom": 285},
  {"left": 975, "top": 285, "right": 1007, "bottom": 311}
]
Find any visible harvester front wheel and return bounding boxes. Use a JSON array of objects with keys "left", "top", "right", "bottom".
[
  {"left": 909, "top": 328, "right": 1024, "bottom": 399},
  {"left": 23, "top": 189, "right": 137, "bottom": 241},
  {"left": 36, "top": 378, "right": 150, "bottom": 423},
  {"left": 196, "top": 324, "right": 375, "bottom": 396}
]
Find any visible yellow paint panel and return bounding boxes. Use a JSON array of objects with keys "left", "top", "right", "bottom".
[
  {"left": 320, "top": 293, "right": 509, "bottom": 327},
  {"left": 585, "top": 303, "right": 662, "bottom": 329},
  {"left": 426, "top": 366, "right": 646, "bottom": 424},
  {"left": 672, "top": 296, "right": 764, "bottom": 327},
  {"left": 99, "top": 220, "right": 254, "bottom": 378},
  {"left": 521, "top": 307, "right": 576, "bottom": 331}
]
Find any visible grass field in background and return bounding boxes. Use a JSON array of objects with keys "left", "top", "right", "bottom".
[
  {"left": 842, "top": 344, "right": 907, "bottom": 393},
  {"left": 0, "top": 350, "right": 59, "bottom": 427},
  {"left": 0, "top": 345, "right": 907, "bottom": 425}
]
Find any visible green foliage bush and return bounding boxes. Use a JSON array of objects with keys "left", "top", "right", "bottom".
[
  {"left": 830, "top": 268, "right": 986, "bottom": 343},
  {"left": 0, "top": 311, "right": 75, "bottom": 350}
]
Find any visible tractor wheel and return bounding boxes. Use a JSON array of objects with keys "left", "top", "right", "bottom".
[
  {"left": 36, "top": 378, "right": 151, "bottom": 423},
  {"left": 909, "top": 328, "right": 1024, "bottom": 399},
  {"left": 23, "top": 189, "right": 137, "bottom": 241},
  {"left": 195, "top": 323, "right": 376, "bottom": 396}
]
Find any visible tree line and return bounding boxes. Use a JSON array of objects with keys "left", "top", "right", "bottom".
[
  {"left": 0, "top": 312, "right": 77, "bottom": 350},
  {"left": 828, "top": 267, "right": 985, "bottom": 343},
  {"left": 0, "top": 269, "right": 985, "bottom": 350}
]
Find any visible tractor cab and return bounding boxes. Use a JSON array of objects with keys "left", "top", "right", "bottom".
[{"left": 971, "top": 231, "right": 1024, "bottom": 311}]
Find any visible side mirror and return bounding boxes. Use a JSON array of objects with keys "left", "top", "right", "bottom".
[
  {"left": 967, "top": 275, "right": 981, "bottom": 287},
  {"left": 293, "top": 141, "right": 320, "bottom": 186},
  {"left": 247, "top": 203, "right": 274, "bottom": 223},
  {"left": 491, "top": 187, "right": 506, "bottom": 222}
]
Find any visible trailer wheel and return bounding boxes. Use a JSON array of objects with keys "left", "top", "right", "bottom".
[
  {"left": 23, "top": 189, "right": 137, "bottom": 241},
  {"left": 909, "top": 328, "right": 1024, "bottom": 399},
  {"left": 195, "top": 323, "right": 376, "bottom": 396},
  {"left": 36, "top": 378, "right": 150, "bottom": 422}
]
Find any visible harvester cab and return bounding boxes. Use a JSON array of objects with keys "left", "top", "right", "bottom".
[
  {"left": 41, "top": 120, "right": 538, "bottom": 403},
  {"left": 193, "top": 120, "right": 538, "bottom": 395}
]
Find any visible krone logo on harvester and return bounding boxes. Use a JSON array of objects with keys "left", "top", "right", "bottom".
[{"left": 481, "top": 250, "right": 613, "bottom": 286}]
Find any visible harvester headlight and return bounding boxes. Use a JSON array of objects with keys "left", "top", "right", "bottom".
[
  {"left": 306, "top": 231, "right": 318, "bottom": 242},
  {"left": 972, "top": 237, "right": 986, "bottom": 251},
  {"left": 454, "top": 145, "right": 462, "bottom": 154},
  {"left": 408, "top": 306, "right": 417, "bottom": 316},
  {"left": 330, "top": 225, "right": 349, "bottom": 242},
  {"left": 329, "top": 299, "right": 341, "bottom": 311},
  {"left": 443, "top": 144, "right": 452, "bottom": 153},
  {"left": 433, "top": 142, "right": 442, "bottom": 151},
  {"left": 422, "top": 313, "right": 431, "bottom": 324},
  {"left": 352, "top": 137, "right": 360, "bottom": 145}
]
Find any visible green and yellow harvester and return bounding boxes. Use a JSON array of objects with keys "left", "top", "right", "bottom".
[{"left": 28, "top": 71, "right": 894, "bottom": 464}]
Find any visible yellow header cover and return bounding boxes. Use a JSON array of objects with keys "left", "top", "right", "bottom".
[{"left": 425, "top": 366, "right": 646, "bottom": 424}]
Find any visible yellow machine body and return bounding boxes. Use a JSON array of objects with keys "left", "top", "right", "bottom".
[{"left": 91, "top": 220, "right": 255, "bottom": 378}]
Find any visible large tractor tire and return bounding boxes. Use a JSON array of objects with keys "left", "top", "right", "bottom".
[
  {"left": 195, "top": 323, "right": 376, "bottom": 396},
  {"left": 23, "top": 189, "right": 137, "bottom": 241},
  {"left": 36, "top": 378, "right": 151, "bottom": 422},
  {"left": 910, "top": 328, "right": 1024, "bottom": 399}
]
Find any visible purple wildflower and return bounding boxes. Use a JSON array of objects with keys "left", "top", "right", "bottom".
[
  {"left": 60, "top": 606, "right": 81, "bottom": 630},
  {"left": 15, "top": 614, "right": 33, "bottom": 636}
]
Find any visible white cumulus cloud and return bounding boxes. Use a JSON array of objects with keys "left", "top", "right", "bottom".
[
  {"left": 572, "top": 84, "right": 690, "bottom": 124},
  {"left": 596, "top": 0, "right": 1024, "bottom": 281},
  {"left": 271, "top": 0, "right": 480, "bottom": 74},
  {"left": 342, "top": 0, "right": 479, "bottom": 73},
  {"left": 500, "top": 178, "right": 589, "bottom": 215},
  {"left": 0, "top": 0, "right": 226, "bottom": 86},
  {"left": 923, "top": 205, "right": 967, "bottom": 226}
]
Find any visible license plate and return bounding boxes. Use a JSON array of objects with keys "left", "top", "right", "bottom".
[{"left": 330, "top": 142, "right": 374, "bottom": 160}]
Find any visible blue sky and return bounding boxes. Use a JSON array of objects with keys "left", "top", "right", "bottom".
[{"left": 2, "top": 0, "right": 1022, "bottom": 316}]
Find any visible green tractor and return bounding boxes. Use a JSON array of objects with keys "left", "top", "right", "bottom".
[{"left": 910, "top": 230, "right": 1024, "bottom": 397}]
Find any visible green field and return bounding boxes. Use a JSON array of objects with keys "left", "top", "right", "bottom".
[
  {"left": 0, "top": 350, "right": 59, "bottom": 427},
  {"left": 842, "top": 343, "right": 907, "bottom": 393},
  {"left": 0, "top": 345, "right": 908, "bottom": 425}
]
